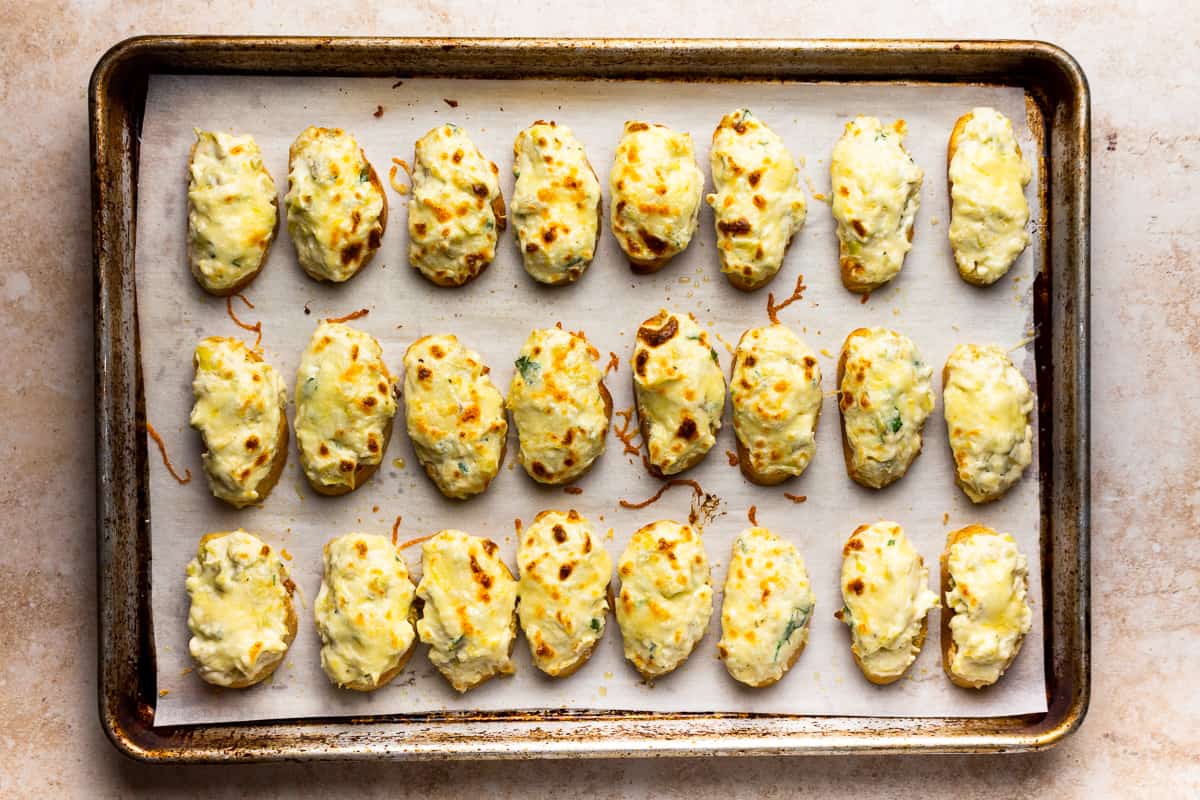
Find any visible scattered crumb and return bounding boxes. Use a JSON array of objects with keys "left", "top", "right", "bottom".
[
  {"left": 392, "top": 80, "right": 404, "bottom": 88},
  {"left": 598, "top": 686, "right": 608, "bottom": 698},
  {"left": 159, "top": 689, "right": 169, "bottom": 698},
  {"left": 820, "top": 348, "right": 833, "bottom": 358},
  {"left": 372, "top": 505, "right": 379, "bottom": 513},
  {"left": 564, "top": 486, "right": 583, "bottom": 495},
  {"left": 443, "top": 98, "right": 459, "bottom": 108},
  {"left": 713, "top": 331, "right": 736, "bottom": 355},
  {"left": 180, "top": 667, "right": 193, "bottom": 677},
  {"left": 725, "top": 449, "right": 739, "bottom": 467},
  {"left": 930, "top": 216, "right": 940, "bottom": 226},
  {"left": 392, "top": 457, "right": 406, "bottom": 469},
  {"left": 280, "top": 548, "right": 293, "bottom": 561},
  {"left": 943, "top": 512, "right": 950, "bottom": 525},
  {"left": 784, "top": 493, "right": 807, "bottom": 504},
  {"left": 860, "top": 292, "right": 870, "bottom": 305},
  {"left": 373, "top": 105, "right": 385, "bottom": 118},
  {"left": 604, "top": 671, "right": 614, "bottom": 680}
]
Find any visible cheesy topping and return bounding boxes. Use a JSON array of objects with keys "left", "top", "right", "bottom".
[
  {"left": 189, "top": 337, "right": 287, "bottom": 508},
  {"left": 839, "top": 328, "right": 934, "bottom": 488},
  {"left": 285, "top": 127, "right": 384, "bottom": 283},
  {"left": 838, "top": 522, "right": 938, "bottom": 682},
  {"left": 187, "top": 130, "right": 277, "bottom": 293},
  {"left": 610, "top": 121, "right": 704, "bottom": 266},
  {"left": 409, "top": 124, "right": 503, "bottom": 286},
  {"left": 508, "top": 328, "right": 608, "bottom": 485},
  {"left": 731, "top": 325, "right": 822, "bottom": 482},
  {"left": 706, "top": 109, "right": 807, "bottom": 289},
  {"left": 615, "top": 520, "right": 712, "bottom": 678},
  {"left": 416, "top": 530, "right": 518, "bottom": 692},
  {"left": 512, "top": 121, "right": 602, "bottom": 284},
  {"left": 185, "top": 530, "right": 293, "bottom": 687},
  {"left": 295, "top": 322, "right": 397, "bottom": 492},
  {"left": 516, "top": 510, "right": 613, "bottom": 676},
  {"left": 315, "top": 534, "right": 416, "bottom": 689},
  {"left": 403, "top": 334, "right": 506, "bottom": 499},
  {"left": 948, "top": 108, "right": 1032, "bottom": 285},
  {"left": 718, "top": 527, "right": 814, "bottom": 687},
  {"left": 831, "top": 116, "right": 923, "bottom": 291},
  {"left": 943, "top": 344, "right": 1035, "bottom": 503},
  {"left": 632, "top": 310, "right": 726, "bottom": 475},
  {"left": 945, "top": 527, "right": 1033, "bottom": 686}
]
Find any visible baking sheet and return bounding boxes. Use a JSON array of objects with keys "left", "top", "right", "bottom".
[{"left": 137, "top": 74, "right": 1046, "bottom": 726}]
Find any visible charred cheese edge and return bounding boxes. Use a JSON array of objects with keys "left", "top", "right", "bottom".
[
  {"left": 831, "top": 116, "right": 923, "bottom": 292},
  {"left": 415, "top": 529, "right": 518, "bottom": 692},
  {"left": 508, "top": 327, "right": 609, "bottom": 485},
  {"left": 190, "top": 337, "right": 288, "bottom": 508},
  {"left": 632, "top": 309, "right": 726, "bottom": 476},
  {"left": 314, "top": 533, "right": 416, "bottom": 690},
  {"left": 403, "top": 334, "right": 507, "bottom": 499},
  {"left": 294, "top": 322, "right": 397, "bottom": 493},
  {"left": 948, "top": 107, "right": 1032, "bottom": 285},
  {"left": 409, "top": 124, "right": 504, "bottom": 286},
  {"left": 516, "top": 510, "right": 613, "bottom": 677},
  {"left": 730, "top": 324, "right": 822, "bottom": 484},
  {"left": 943, "top": 525, "right": 1033, "bottom": 688},
  {"left": 512, "top": 121, "right": 601, "bottom": 284},
  {"left": 837, "top": 522, "right": 938, "bottom": 684},
  {"left": 185, "top": 530, "right": 295, "bottom": 688},
  {"left": 943, "top": 344, "right": 1035, "bottom": 503},
  {"left": 706, "top": 109, "right": 807, "bottom": 289},
  {"left": 839, "top": 327, "right": 934, "bottom": 489},
  {"left": 615, "top": 519, "right": 712, "bottom": 678},
  {"left": 187, "top": 130, "right": 278, "bottom": 294},
  {"left": 718, "top": 527, "right": 814, "bottom": 687},
  {"left": 609, "top": 121, "right": 704, "bottom": 268},
  {"left": 285, "top": 126, "right": 385, "bottom": 283}
]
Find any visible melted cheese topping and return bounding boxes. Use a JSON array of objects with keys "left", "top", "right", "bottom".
[
  {"left": 403, "top": 335, "right": 506, "bottom": 499},
  {"left": 416, "top": 530, "right": 518, "bottom": 692},
  {"left": 706, "top": 109, "right": 807, "bottom": 288},
  {"left": 285, "top": 127, "right": 384, "bottom": 283},
  {"left": 512, "top": 122, "right": 601, "bottom": 284},
  {"left": 831, "top": 117, "right": 923, "bottom": 291},
  {"left": 615, "top": 520, "right": 712, "bottom": 678},
  {"left": 295, "top": 322, "right": 397, "bottom": 492},
  {"left": 507, "top": 328, "right": 608, "bottom": 485},
  {"left": 943, "top": 344, "right": 1034, "bottom": 503},
  {"left": 516, "top": 510, "right": 613, "bottom": 676},
  {"left": 839, "top": 328, "right": 934, "bottom": 488},
  {"left": 632, "top": 310, "right": 726, "bottom": 475},
  {"left": 189, "top": 337, "right": 287, "bottom": 508},
  {"left": 314, "top": 534, "right": 416, "bottom": 689},
  {"left": 409, "top": 124, "right": 503, "bottom": 286},
  {"left": 945, "top": 528, "right": 1033, "bottom": 686},
  {"left": 839, "top": 522, "right": 938, "bottom": 682},
  {"left": 731, "top": 325, "right": 822, "bottom": 482},
  {"left": 718, "top": 527, "right": 814, "bottom": 687},
  {"left": 949, "top": 108, "right": 1032, "bottom": 285},
  {"left": 185, "top": 530, "right": 292, "bottom": 687},
  {"left": 187, "top": 130, "right": 277, "bottom": 292},
  {"left": 610, "top": 121, "right": 704, "bottom": 265}
]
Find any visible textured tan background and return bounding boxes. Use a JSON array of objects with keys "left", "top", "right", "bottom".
[{"left": 1, "top": 1, "right": 1194, "bottom": 796}]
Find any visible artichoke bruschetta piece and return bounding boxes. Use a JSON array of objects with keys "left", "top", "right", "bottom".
[
  {"left": 632, "top": 309, "right": 726, "bottom": 477},
  {"left": 403, "top": 334, "right": 507, "bottom": 499},
  {"left": 610, "top": 121, "right": 704, "bottom": 272},
  {"left": 314, "top": 533, "right": 417, "bottom": 691},
  {"left": 294, "top": 321, "right": 398, "bottom": 495},
  {"left": 511, "top": 121, "right": 601, "bottom": 285},
  {"left": 948, "top": 107, "right": 1033, "bottom": 286},
  {"left": 187, "top": 129, "right": 278, "bottom": 295},
  {"left": 189, "top": 336, "right": 288, "bottom": 508},
  {"left": 409, "top": 124, "right": 506, "bottom": 287},
  {"left": 185, "top": 530, "right": 297, "bottom": 688},
  {"left": 835, "top": 521, "right": 939, "bottom": 685},
  {"left": 416, "top": 529, "right": 518, "bottom": 692},
  {"left": 706, "top": 109, "right": 807, "bottom": 290},
  {"left": 830, "top": 116, "right": 923, "bottom": 292},
  {"left": 837, "top": 327, "right": 934, "bottom": 489},
  {"left": 285, "top": 126, "right": 386, "bottom": 283}
]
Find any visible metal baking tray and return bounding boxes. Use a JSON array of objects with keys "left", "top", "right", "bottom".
[{"left": 91, "top": 36, "right": 1090, "bottom": 761}]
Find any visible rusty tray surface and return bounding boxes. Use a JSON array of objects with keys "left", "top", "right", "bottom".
[{"left": 91, "top": 36, "right": 1090, "bottom": 761}]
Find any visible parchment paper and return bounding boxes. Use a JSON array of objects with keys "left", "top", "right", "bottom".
[{"left": 136, "top": 74, "right": 1046, "bottom": 726}]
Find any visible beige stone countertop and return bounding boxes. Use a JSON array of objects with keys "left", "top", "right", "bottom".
[{"left": 1, "top": 1, "right": 1195, "bottom": 796}]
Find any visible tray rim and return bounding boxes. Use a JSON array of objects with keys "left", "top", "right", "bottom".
[{"left": 91, "top": 35, "right": 1090, "bottom": 762}]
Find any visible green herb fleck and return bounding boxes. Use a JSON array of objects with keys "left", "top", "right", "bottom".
[
  {"left": 515, "top": 355, "right": 541, "bottom": 383},
  {"left": 773, "top": 605, "right": 811, "bottom": 662},
  {"left": 888, "top": 413, "right": 903, "bottom": 433},
  {"left": 887, "top": 539, "right": 896, "bottom": 546},
  {"left": 457, "top": 461, "right": 469, "bottom": 474},
  {"left": 450, "top": 635, "right": 465, "bottom": 649},
  {"left": 710, "top": 348, "right": 720, "bottom": 364},
  {"left": 590, "top": 618, "right": 601, "bottom": 632},
  {"left": 359, "top": 166, "right": 370, "bottom": 182}
]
